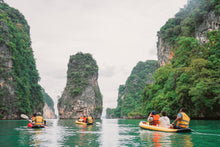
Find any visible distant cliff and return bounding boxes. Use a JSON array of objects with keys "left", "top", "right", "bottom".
[
  {"left": 106, "top": 60, "right": 157, "bottom": 119},
  {"left": 0, "top": 2, "right": 44, "bottom": 119},
  {"left": 42, "top": 89, "right": 56, "bottom": 119},
  {"left": 157, "top": 0, "right": 220, "bottom": 67},
  {"left": 58, "top": 52, "right": 103, "bottom": 119}
]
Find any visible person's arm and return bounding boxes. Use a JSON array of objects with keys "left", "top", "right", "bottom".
[
  {"left": 172, "top": 115, "right": 181, "bottom": 125},
  {"left": 43, "top": 119, "right": 46, "bottom": 125},
  {"left": 147, "top": 113, "right": 152, "bottom": 120}
]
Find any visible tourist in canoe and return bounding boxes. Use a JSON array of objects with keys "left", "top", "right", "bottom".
[
  {"left": 158, "top": 111, "right": 171, "bottom": 128},
  {"left": 83, "top": 115, "right": 87, "bottom": 122},
  {"left": 87, "top": 115, "right": 94, "bottom": 124},
  {"left": 32, "top": 112, "right": 46, "bottom": 127},
  {"left": 78, "top": 116, "right": 84, "bottom": 122},
  {"left": 172, "top": 108, "right": 190, "bottom": 129},
  {"left": 147, "top": 110, "right": 160, "bottom": 126}
]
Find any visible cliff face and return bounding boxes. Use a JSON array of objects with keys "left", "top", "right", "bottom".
[
  {"left": 0, "top": 2, "right": 44, "bottom": 119},
  {"left": 58, "top": 53, "right": 103, "bottom": 119},
  {"left": 195, "top": 11, "right": 220, "bottom": 44},
  {"left": 0, "top": 21, "right": 16, "bottom": 119},
  {"left": 42, "top": 89, "right": 56, "bottom": 119},
  {"left": 43, "top": 103, "right": 56, "bottom": 119},
  {"left": 157, "top": 10, "right": 220, "bottom": 67},
  {"left": 157, "top": 35, "right": 172, "bottom": 67}
]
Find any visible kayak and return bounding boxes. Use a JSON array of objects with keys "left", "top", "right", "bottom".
[
  {"left": 139, "top": 121, "right": 191, "bottom": 133},
  {"left": 75, "top": 120, "right": 87, "bottom": 125},
  {"left": 28, "top": 122, "right": 45, "bottom": 128},
  {"left": 75, "top": 120, "right": 93, "bottom": 125}
]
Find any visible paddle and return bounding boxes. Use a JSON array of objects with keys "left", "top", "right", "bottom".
[{"left": 20, "top": 114, "right": 31, "bottom": 122}]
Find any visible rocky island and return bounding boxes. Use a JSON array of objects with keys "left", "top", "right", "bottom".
[{"left": 58, "top": 52, "right": 103, "bottom": 119}]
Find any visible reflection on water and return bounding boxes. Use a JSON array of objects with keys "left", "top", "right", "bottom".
[
  {"left": 101, "top": 119, "right": 119, "bottom": 146},
  {"left": 140, "top": 129, "right": 193, "bottom": 147},
  {"left": 140, "top": 130, "right": 170, "bottom": 147},
  {"left": 26, "top": 119, "right": 66, "bottom": 146}
]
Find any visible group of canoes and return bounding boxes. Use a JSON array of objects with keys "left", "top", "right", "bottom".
[
  {"left": 24, "top": 108, "right": 191, "bottom": 133},
  {"left": 23, "top": 113, "right": 95, "bottom": 128}
]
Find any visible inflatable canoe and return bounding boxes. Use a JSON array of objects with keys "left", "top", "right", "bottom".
[
  {"left": 75, "top": 120, "right": 93, "bottom": 125},
  {"left": 139, "top": 121, "right": 191, "bottom": 133},
  {"left": 75, "top": 120, "right": 88, "bottom": 125},
  {"left": 28, "top": 122, "right": 45, "bottom": 128}
]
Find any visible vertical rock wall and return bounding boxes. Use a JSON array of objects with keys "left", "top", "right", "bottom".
[
  {"left": 195, "top": 11, "right": 220, "bottom": 44},
  {"left": 43, "top": 103, "right": 56, "bottom": 119},
  {"left": 157, "top": 11, "right": 220, "bottom": 67},
  {"left": 58, "top": 53, "right": 103, "bottom": 119}
]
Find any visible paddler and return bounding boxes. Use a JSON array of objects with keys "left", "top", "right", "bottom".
[
  {"left": 87, "top": 115, "right": 94, "bottom": 124},
  {"left": 83, "top": 115, "right": 87, "bottom": 123},
  {"left": 32, "top": 112, "right": 46, "bottom": 127},
  {"left": 172, "top": 108, "right": 190, "bottom": 129},
  {"left": 147, "top": 110, "right": 160, "bottom": 126}
]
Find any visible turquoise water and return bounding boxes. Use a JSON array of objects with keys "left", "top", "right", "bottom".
[{"left": 0, "top": 119, "right": 219, "bottom": 146}]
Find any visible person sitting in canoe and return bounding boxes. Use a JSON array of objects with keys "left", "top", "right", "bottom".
[
  {"left": 32, "top": 112, "right": 46, "bottom": 127},
  {"left": 78, "top": 116, "right": 84, "bottom": 122},
  {"left": 147, "top": 110, "right": 160, "bottom": 126},
  {"left": 158, "top": 111, "right": 171, "bottom": 128},
  {"left": 83, "top": 115, "right": 87, "bottom": 122},
  {"left": 87, "top": 115, "right": 94, "bottom": 124},
  {"left": 172, "top": 108, "right": 190, "bottom": 129}
]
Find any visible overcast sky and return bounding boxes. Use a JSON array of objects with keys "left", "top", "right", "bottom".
[{"left": 5, "top": 0, "right": 187, "bottom": 115}]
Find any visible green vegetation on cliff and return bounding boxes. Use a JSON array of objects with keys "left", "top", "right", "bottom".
[
  {"left": 107, "top": 0, "right": 220, "bottom": 119},
  {"left": 106, "top": 60, "right": 157, "bottom": 118},
  {"left": 0, "top": 2, "right": 44, "bottom": 118},
  {"left": 142, "top": 31, "right": 220, "bottom": 119},
  {"left": 142, "top": 0, "right": 220, "bottom": 119},
  {"left": 159, "top": 0, "right": 220, "bottom": 43},
  {"left": 66, "top": 52, "right": 99, "bottom": 97},
  {"left": 58, "top": 52, "right": 103, "bottom": 118},
  {"left": 42, "top": 88, "right": 55, "bottom": 113}
]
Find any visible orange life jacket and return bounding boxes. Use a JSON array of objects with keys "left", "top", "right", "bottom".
[
  {"left": 153, "top": 114, "right": 160, "bottom": 126},
  {"left": 84, "top": 117, "right": 87, "bottom": 122}
]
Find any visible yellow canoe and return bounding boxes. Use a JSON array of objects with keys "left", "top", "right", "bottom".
[
  {"left": 75, "top": 120, "right": 87, "bottom": 125},
  {"left": 139, "top": 121, "right": 191, "bottom": 133}
]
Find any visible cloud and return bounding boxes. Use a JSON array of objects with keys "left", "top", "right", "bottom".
[{"left": 99, "top": 64, "right": 116, "bottom": 78}]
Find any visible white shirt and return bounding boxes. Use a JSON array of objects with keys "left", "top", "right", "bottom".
[{"left": 159, "top": 116, "right": 170, "bottom": 128}]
